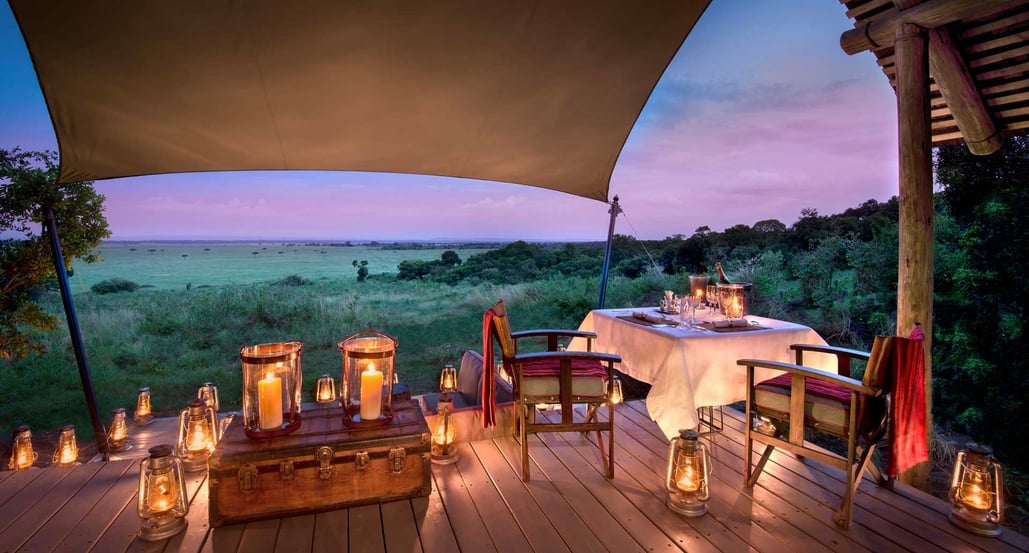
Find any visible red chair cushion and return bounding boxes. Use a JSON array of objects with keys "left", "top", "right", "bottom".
[
  {"left": 754, "top": 374, "right": 852, "bottom": 437},
  {"left": 519, "top": 358, "right": 608, "bottom": 378}
]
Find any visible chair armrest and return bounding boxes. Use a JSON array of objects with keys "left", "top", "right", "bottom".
[
  {"left": 790, "top": 344, "right": 870, "bottom": 379},
  {"left": 511, "top": 329, "right": 597, "bottom": 351},
  {"left": 736, "top": 358, "right": 879, "bottom": 396},
  {"left": 512, "top": 350, "right": 620, "bottom": 365}
]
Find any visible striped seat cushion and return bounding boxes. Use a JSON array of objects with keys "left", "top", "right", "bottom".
[
  {"left": 753, "top": 374, "right": 853, "bottom": 437},
  {"left": 519, "top": 358, "right": 608, "bottom": 401}
]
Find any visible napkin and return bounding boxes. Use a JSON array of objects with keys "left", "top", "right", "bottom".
[
  {"left": 711, "top": 318, "right": 749, "bottom": 328},
  {"left": 632, "top": 311, "right": 667, "bottom": 324}
]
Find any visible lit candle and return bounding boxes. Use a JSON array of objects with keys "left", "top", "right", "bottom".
[
  {"left": 257, "top": 372, "right": 283, "bottom": 430},
  {"left": 694, "top": 289, "right": 703, "bottom": 301},
  {"left": 676, "top": 466, "right": 699, "bottom": 492},
  {"left": 963, "top": 484, "right": 990, "bottom": 510},
  {"left": 360, "top": 362, "right": 383, "bottom": 421}
]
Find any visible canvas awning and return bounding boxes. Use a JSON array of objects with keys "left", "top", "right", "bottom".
[{"left": 10, "top": 0, "right": 709, "bottom": 202}]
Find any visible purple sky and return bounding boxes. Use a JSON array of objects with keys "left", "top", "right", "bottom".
[{"left": 0, "top": 1, "right": 899, "bottom": 242}]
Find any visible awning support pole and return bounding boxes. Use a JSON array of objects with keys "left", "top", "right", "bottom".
[
  {"left": 598, "top": 196, "right": 622, "bottom": 309},
  {"left": 44, "top": 205, "right": 109, "bottom": 461}
]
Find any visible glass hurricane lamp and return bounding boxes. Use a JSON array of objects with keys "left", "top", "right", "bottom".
[
  {"left": 137, "top": 444, "right": 188, "bottom": 541},
  {"left": 610, "top": 375, "right": 624, "bottom": 405},
  {"left": 666, "top": 429, "right": 711, "bottom": 517},
  {"left": 338, "top": 330, "right": 396, "bottom": 428},
  {"left": 949, "top": 442, "right": 1003, "bottom": 537},
  {"left": 240, "top": 341, "right": 303, "bottom": 438}
]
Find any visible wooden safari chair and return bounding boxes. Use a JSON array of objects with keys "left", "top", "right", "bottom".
[
  {"left": 738, "top": 335, "right": 911, "bottom": 529},
  {"left": 483, "top": 299, "right": 621, "bottom": 481}
]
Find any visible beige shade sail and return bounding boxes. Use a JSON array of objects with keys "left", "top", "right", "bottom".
[{"left": 10, "top": 0, "right": 709, "bottom": 201}]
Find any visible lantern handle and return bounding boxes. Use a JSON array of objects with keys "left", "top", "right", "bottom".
[{"left": 346, "top": 328, "right": 400, "bottom": 348}]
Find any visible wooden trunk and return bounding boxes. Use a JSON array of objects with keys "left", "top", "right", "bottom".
[{"left": 208, "top": 400, "right": 431, "bottom": 527}]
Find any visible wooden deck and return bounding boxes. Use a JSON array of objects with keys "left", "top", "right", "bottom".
[{"left": 1, "top": 400, "right": 1026, "bottom": 553}]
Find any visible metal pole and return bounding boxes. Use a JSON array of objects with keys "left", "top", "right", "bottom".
[
  {"left": 43, "top": 205, "right": 110, "bottom": 461},
  {"left": 598, "top": 196, "right": 622, "bottom": 309}
]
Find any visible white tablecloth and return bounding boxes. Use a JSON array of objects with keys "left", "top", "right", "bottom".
[{"left": 569, "top": 308, "right": 835, "bottom": 439}]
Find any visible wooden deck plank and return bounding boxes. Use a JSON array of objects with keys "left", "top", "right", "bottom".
[
  {"left": 529, "top": 423, "right": 693, "bottom": 552},
  {"left": 409, "top": 492, "right": 460, "bottom": 553},
  {"left": 381, "top": 500, "right": 424, "bottom": 553},
  {"left": 469, "top": 439, "right": 577, "bottom": 553},
  {"left": 311, "top": 509, "right": 347, "bottom": 553},
  {"left": 274, "top": 514, "right": 315, "bottom": 553},
  {"left": 51, "top": 461, "right": 139, "bottom": 553},
  {"left": 16, "top": 460, "right": 137, "bottom": 553},
  {"left": 429, "top": 461, "right": 498, "bottom": 553},
  {"left": 613, "top": 404, "right": 873, "bottom": 553},
  {"left": 347, "top": 504, "right": 385, "bottom": 553},
  {"left": 0, "top": 467, "right": 43, "bottom": 508},
  {"left": 0, "top": 462, "right": 76, "bottom": 536},
  {"left": 234, "top": 518, "right": 280, "bottom": 553},
  {"left": 164, "top": 472, "right": 213, "bottom": 553},
  {"left": 199, "top": 523, "right": 244, "bottom": 553},
  {"left": 2, "top": 462, "right": 104, "bottom": 552},
  {"left": 709, "top": 404, "right": 1004, "bottom": 553},
  {"left": 494, "top": 425, "right": 644, "bottom": 553},
  {"left": 536, "top": 408, "right": 742, "bottom": 553},
  {"left": 449, "top": 441, "right": 532, "bottom": 553}
]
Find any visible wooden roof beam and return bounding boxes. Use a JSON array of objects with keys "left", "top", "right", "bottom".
[
  {"left": 845, "top": 0, "right": 1010, "bottom": 155},
  {"left": 928, "top": 27, "right": 1003, "bottom": 154},
  {"left": 840, "top": 0, "right": 1026, "bottom": 55}
]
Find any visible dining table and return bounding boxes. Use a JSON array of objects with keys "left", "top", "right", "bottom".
[{"left": 568, "top": 306, "right": 837, "bottom": 439}]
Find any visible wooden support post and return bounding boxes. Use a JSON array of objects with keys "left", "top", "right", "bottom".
[{"left": 895, "top": 22, "right": 933, "bottom": 491}]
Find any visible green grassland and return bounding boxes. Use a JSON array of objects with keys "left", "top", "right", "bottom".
[{"left": 5, "top": 243, "right": 663, "bottom": 440}]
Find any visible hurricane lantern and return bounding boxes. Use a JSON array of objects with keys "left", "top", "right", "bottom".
[
  {"left": 717, "top": 283, "right": 748, "bottom": 319},
  {"left": 52, "top": 424, "right": 79, "bottom": 466},
  {"left": 439, "top": 364, "right": 458, "bottom": 393},
  {"left": 338, "top": 330, "right": 396, "bottom": 428},
  {"left": 8, "top": 425, "right": 36, "bottom": 470},
  {"left": 431, "top": 394, "right": 459, "bottom": 464},
  {"left": 176, "top": 399, "right": 219, "bottom": 472},
  {"left": 197, "top": 382, "right": 220, "bottom": 412},
  {"left": 134, "top": 387, "right": 154, "bottom": 425},
  {"left": 137, "top": 444, "right": 188, "bottom": 541},
  {"left": 240, "top": 341, "right": 303, "bottom": 439},
  {"left": 316, "top": 374, "right": 337, "bottom": 404},
  {"left": 109, "top": 407, "right": 132, "bottom": 451},
  {"left": 610, "top": 375, "right": 624, "bottom": 405},
  {"left": 949, "top": 442, "right": 1004, "bottom": 537},
  {"left": 688, "top": 275, "right": 709, "bottom": 303},
  {"left": 666, "top": 429, "right": 711, "bottom": 516}
]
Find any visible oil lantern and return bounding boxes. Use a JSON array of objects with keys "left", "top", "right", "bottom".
[
  {"left": 338, "top": 330, "right": 396, "bottom": 428},
  {"left": 949, "top": 442, "right": 1004, "bottom": 537},
  {"left": 8, "top": 425, "right": 36, "bottom": 470},
  {"left": 240, "top": 341, "right": 303, "bottom": 438},
  {"left": 134, "top": 387, "right": 154, "bottom": 425},
  {"left": 666, "top": 429, "right": 711, "bottom": 517},
  {"left": 137, "top": 444, "right": 188, "bottom": 541},
  {"left": 177, "top": 399, "right": 219, "bottom": 472},
  {"left": 109, "top": 407, "right": 132, "bottom": 451},
  {"left": 315, "top": 374, "right": 337, "bottom": 404},
  {"left": 197, "top": 382, "right": 220, "bottom": 412},
  {"left": 52, "top": 424, "right": 79, "bottom": 466}
]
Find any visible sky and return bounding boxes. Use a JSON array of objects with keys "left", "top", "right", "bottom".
[{"left": 0, "top": 1, "right": 899, "bottom": 243}]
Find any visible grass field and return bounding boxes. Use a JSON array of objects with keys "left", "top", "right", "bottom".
[
  {"left": 71, "top": 242, "right": 496, "bottom": 291},
  {"left": 5, "top": 242, "right": 667, "bottom": 452}
]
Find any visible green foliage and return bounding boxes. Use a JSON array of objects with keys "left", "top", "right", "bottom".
[
  {"left": 277, "top": 274, "right": 312, "bottom": 286},
  {"left": 933, "top": 136, "right": 1029, "bottom": 470},
  {"left": 352, "top": 260, "right": 369, "bottom": 282},
  {"left": 0, "top": 148, "right": 110, "bottom": 359},
  {"left": 90, "top": 277, "right": 140, "bottom": 294}
]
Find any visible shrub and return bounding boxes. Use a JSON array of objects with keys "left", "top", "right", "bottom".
[
  {"left": 90, "top": 278, "right": 140, "bottom": 294},
  {"left": 278, "top": 274, "right": 312, "bottom": 286}
]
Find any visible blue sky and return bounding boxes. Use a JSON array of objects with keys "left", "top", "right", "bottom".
[{"left": 0, "top": 1, "right": 899, "bottom": 242}]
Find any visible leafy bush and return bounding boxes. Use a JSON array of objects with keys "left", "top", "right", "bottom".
[
  {"left": 90, "top": 277, "right": 140, "bottom": 294},
  {"left": 278, "top": 274, "right": 312, "bottom": 286}
]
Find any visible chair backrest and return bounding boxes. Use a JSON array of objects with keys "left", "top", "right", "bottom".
[
  {"left": 863, "top": 335, "right": 894, "bottom": 391},
  {"left": 489, "top": 299, "right": 516, "bottom": 359}
]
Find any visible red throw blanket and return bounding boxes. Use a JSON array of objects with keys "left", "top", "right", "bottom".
[
  {"left": 889, "top": 326, "right": 929, "bottom": 477},
  {"left": 482, "top": 307, "right": 498, "bottom": 428}
]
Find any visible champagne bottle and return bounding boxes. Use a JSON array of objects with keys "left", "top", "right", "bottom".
[{"left": 715, "top": 262, "right": 732, "bottom": 284}]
